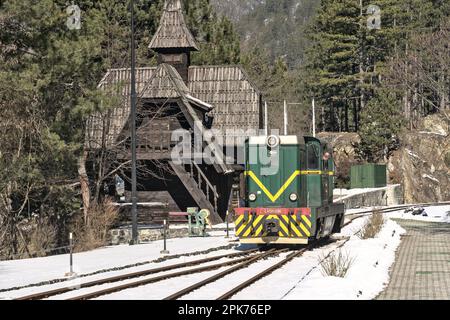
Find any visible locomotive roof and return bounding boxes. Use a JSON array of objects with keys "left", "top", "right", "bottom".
[
  {"left": 248, "top": 135, "right": 301, "bottom": 145},
  {"left": 247, "top": 135, "right": 329, "bottom": 148}
]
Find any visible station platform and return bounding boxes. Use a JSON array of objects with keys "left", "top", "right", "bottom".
[{"left": 377, "top": 219, "right": 450, "bottom": 299}]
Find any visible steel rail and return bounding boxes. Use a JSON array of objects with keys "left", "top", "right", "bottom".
[
  {"left": 344, "top": 201, "right": 450, "bottom": 218},
  {"left": 216, "top": 248, "right": 309, "bottom": 300},
  {"left": 163, "top": 248, "right": 287, "bottom": 300},
  {"left": 67, "top": 249, "right": 277, "bottom": 300},
  {"left": 16, "top": 248, "right": 259, "bottom": 300}
]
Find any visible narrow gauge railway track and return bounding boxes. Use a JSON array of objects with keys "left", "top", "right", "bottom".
[
  {"left": 213, "top": 202, "right": 450, "bottom": 300},
  {"left": 68, "top": 248, "right": 286, "bottom": 300},
  {"left": 216, "top": 247, "right": 310, "bottom": 300},
  {"left": 17, "top": 202, "right": 450, "bottom": 301},
  {"left": 344, "top": 201, "right": 450, "bottom": 221},
  {"left": 16, "top": 248, "right": 260, "bottom": 300},
  {"left": 163, "top": 248, "right": 288, "bottom": 300}
]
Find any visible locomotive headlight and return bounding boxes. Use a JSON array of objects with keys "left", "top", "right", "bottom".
[
  {"left": 289, "top": 193, "right": 298, "bottom": 202},
  {"left": 249, "top": 193, "right": 257, "bottom": 202},
  {"left": 267, "top": 135, "right": 280, "bottom": 149}
]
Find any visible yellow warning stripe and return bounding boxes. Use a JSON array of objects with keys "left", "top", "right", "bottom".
[
  {"left": 235, "top": 214, "right": 244, "bottom": 226},
  {"left": 236, "top": 221, "right": 247, "bottom": 236},
  {"left": 301, "top": 215, "right": 312, "bottom": 228},
  {"left": 236, "top": 215, "right": 311, "bottom": 238},
  {"left": 243, "top": 215, "right": 264, "bottom": 237},
  {"left": 299, "top": 223, "right": 311, "bottom": 237}
]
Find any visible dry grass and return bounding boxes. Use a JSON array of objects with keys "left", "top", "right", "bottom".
[
  {"left": 357, "top": 209, "right": 385, "bottom": 239},
  {"left": 320, "top": 249, "right": 355, "bottom": 278},
  {"left": 27, "top": 217, "right": 58, "bottom": 257},
  {"left": 0, "top": 216, "right": 58, "bottom": 260},
  {"left": 72, "top": 198, "right": 119, "bottom": 252}
]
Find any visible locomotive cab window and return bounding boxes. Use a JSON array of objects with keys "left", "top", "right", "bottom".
[{"left": 307, "top": 144, "right": 320, "bottom": 169}]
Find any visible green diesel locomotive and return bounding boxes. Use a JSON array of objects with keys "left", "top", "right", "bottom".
[{"left": 234, "top": 135, "right": 345, "bottom": 245}]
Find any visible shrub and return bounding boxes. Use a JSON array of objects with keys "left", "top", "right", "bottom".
[
  {"left": 320, "top": 249, "right": 355, "bottom": 278},
  {"left": 27, "top": 217, "right": 58, "bottom": 257},
  {"left": 72, "top": 198, "right": 119, "bottom": 252},
  {"left": 358, "top": 210, "right": 385, "bottom": 239}
]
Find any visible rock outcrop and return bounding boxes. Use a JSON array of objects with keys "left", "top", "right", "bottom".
[{"left": 389, "top": 114, "right": 450, "bottom": 203}]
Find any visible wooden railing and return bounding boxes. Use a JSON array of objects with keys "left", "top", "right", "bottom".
[
  {"left": 135, "top": 131, "right": 174, "bottom": 158},
  {"left": 186, "top": 162, "right": 219, "bottom": 213}
]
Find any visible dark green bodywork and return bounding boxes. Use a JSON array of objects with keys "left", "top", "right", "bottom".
[{"left": 243, "top": 136, "right": 344, "bottom": 238}]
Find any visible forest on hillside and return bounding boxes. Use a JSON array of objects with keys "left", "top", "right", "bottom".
[
  {"left": 219, "top": 0, "right": 449, "bottom": 160},
  {"left": 0, "top": 0, "right": 449, "bottom": 259}
]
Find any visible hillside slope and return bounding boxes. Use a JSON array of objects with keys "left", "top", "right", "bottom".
[{"left": 211, "top": 0, "right": 319, "bottom": 67}]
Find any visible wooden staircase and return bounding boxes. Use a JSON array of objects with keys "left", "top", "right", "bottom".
[{"left": 169, "top": 161, "right": 221, "bottom": 224}]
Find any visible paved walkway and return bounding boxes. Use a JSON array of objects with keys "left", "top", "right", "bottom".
[{"left": 377, "top": 219, "right": 450, "bottom": 300}]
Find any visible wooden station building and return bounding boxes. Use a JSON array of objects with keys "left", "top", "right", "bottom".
[{"left": 84, "top": 0, "right": 262, "bottom": 224}]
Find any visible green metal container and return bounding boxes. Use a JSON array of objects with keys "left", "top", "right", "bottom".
[{"left": 350, "top": 164, "right": 387, "bottom": 189}]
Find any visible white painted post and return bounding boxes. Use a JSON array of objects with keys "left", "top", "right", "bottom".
[
  {"left": 160, "top": 219, "right": 169, "bottom": 255},
  {"left": 69, "top": 232, "right": 73, "bottom": 275},
  {"left": 312, "top": 98, "right": 316, "bottom": 138},
  {"left": 264, "top": 101, "right": 268, "bottom": 136},
  {"left": 225, "top": 210, "right": 230, "bottom": 238},
  {"left": 284, "top": 100, "right": 288, "bottom": 136}
]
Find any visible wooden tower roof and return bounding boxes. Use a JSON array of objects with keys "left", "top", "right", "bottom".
[{"left": 149, "top": 0, "right": 199, "bottom": 52}]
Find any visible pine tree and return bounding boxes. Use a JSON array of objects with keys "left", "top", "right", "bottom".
[
  {"left": 304, "top": 0, "right": 449, "bottom": 133},
  {"left": 305, "top": 0, "right": 361, "bottom": 132},
  {"left": 184, "top": 0, "right": 241, "bottom": 65},
  {"left": 356, "top": 89, "right": 405, "bottom": 162}
]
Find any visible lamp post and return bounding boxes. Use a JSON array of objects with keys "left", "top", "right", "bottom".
[{"left": 130, "top": 0, "right": 138, "bottom": 245}]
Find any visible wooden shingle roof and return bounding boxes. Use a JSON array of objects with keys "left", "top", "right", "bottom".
[
  {"left": 188, "top": 66, "right": 261, "bottom": 133},
  {"left": 149, "top": 0, "right": 199, "bottom": 51},
  {"left": 86, "top": 65, "right": 261, "bottom": 149}
]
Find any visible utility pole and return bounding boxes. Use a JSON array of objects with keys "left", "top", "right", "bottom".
[
  {"left": 130, "top": 0, "right": 138, "bottom": 245},
  {"left": 359, "top": 0, "right": 365, "bottom": 116}
]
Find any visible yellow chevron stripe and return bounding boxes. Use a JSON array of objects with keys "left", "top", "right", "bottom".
[
  {"left": 246, "top": 171, "right": 300, "bottom": 202},
  {"left": 301, "top": 215, "right": 312, "bottom": 228},
  {"left": 245, "top": 170, "right": 334, "bottom": 203}
]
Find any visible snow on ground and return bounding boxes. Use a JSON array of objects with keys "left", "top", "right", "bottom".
[
  {"left": 0, "top": 233, "right": 237, "bottom": 298},
  {"left": 333, "top": 186, "right": 396, "bottom": 202},
  {"left": 388, "top": 205, "right": 450, "bottom": 223},
  {"left": 282, "top": 219, "right": 405, "bottom": 300},
  {"left": 94, "top": 215, "right": 406, "bottom": 300},
  {"left": 1, "top": 205, "right": 425, "bottom": 300},
  {"left": 228, "top": 215, "right": 405, "bottom": 300}
]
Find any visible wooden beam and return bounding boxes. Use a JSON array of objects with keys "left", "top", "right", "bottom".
[{"left": 116, "top": 152, "right": 172, "bottom": 160}]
